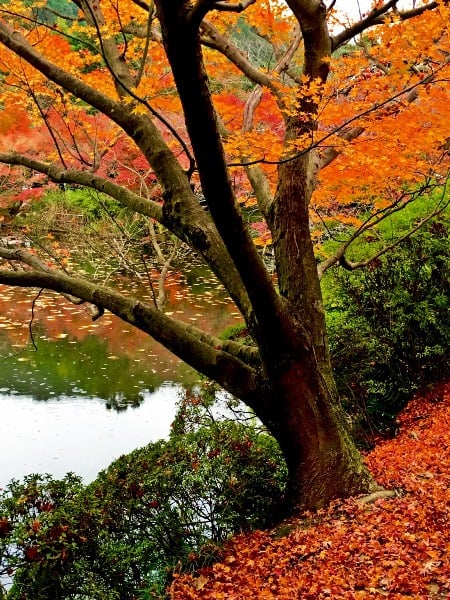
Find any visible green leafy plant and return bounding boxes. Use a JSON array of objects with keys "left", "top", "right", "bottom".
[
  {"left": 326, "top": 217, "right": 449, "bottom": 439},
  {"left": 0, "top": 473, "right": 102, "bottom": 600},
  {"left": 87, "top": 410, "right": 287, "bottom": 589},
  {"left": 0, "top": 391, "right": 287, "bottom": 599}
]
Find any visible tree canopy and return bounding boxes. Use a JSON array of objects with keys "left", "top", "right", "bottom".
[{"left": 0, "top": 0, "right": 449, "bottom": 510}]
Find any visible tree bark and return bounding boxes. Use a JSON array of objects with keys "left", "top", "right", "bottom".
[
  {"left": 262, "top": 354, "right": 378, "bottom": 510},
  {"left": 152, "top": 0, "right": 378, "bottom": 510}
]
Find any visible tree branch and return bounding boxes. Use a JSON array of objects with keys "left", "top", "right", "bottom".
[
  {"left": 317, "top": 175, "right": 450, "bottom": 278},
  {"left": 0, "top": 268, "right": 261, "bottom": 397},
  {"left": 331, "top": 1, "right": 439, "bottom": 51},
  {"left": 240, "top": 24, "right": 302, "bottom": 217},
  {"left": 318, "top": 58, "right": 449, "bottom": 170},
  {"left": 0, "top": 246, "right": 103, "bottom": 316},
  {"left": 156, "top": 0, "right": 290, "bottom": 350},
  {"left": 188, "top": 0, "right": 256, "bottom": 27},
  {"left": 131, "top": 0, "right": 151, "bottom": 9},
  {"left": 77, "top": 0, "right": 135, "bottom": 98},
  {"left": 135, "top": 0, "right": 155, "bottom": 88},
  {"left": 0, "top": 153, "right": 163, "bottom": 221},
  {"left": 199, "top": 21, "right": 277, "bottom": 91},
  {"left": 212, "top": 0, "right": 256, "bottom": 11},
  {"left": 0, "top": 21, "right": 254, "bottom": 321},
  {"left": 78, "top": 0, "right": 195, "bottom": 170}
]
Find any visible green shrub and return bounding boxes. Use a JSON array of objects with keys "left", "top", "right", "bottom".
[
  {"left": 0, "top": 392, "right": 287, "bottom": 599},
  {"left": 86, "top": 415, "right": 286, "bottom": 593},
  {"left": 326, "top": 218, "right": 449, "bottom": 439},
  {"left": 0, "top": 473, "right": 103, "bottom": 600}
]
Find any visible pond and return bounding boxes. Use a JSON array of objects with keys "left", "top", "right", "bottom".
[{"left": 0, "top": 267, "right": 241, "bottom": 488}]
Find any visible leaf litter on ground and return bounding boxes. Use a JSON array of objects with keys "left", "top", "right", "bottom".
[{"left": 170, "top": 380, "right": 450, "bottom": 599}]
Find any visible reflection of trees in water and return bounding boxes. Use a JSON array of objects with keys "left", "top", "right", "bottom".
[
  {"left": 105, "top": 391, "right": 145, "bottom": 411},
  {"left": 0, "top": 263, "right": 241, "bottom": 409},
  {"left": 0, "top": 331, "right": 194, "bottom": 409}
]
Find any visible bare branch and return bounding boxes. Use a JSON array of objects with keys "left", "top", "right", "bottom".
[
  {"left": 337, "top": 189, "right": 450, "bottom": 273},
  {"left": 332, "top": 1, "right": 439, "bottom": 51},
  {"left": 243, "top": 23, "right": 302, "bottom": 131},
  {"left": 0, "top": 153, "right": 163, "bottom": 221},
  {"left": 0, "top": 151, "right": 255, "bottom": 323},
  {"left": 188, "top": 0, "right": 216, "bottom": 27},
  {"left": 0, "top": 246, "right": 102, "bottom": 314},
  {"left": 240, "top": 24, "right": 302, "bottom": 216},
  {"left": 200, "top": 21, "right": 275, "bottom": 90},
  {"left": 0, "top": 268, "right": 261, "bottom": 393},
  {"left": 318, "top": 126, "right": 365, "bottom": 170},
  {"left": 317, "top": 175, "right": 450, "bottom": 278},
  {"left": 135, "top": 0, "right": 155, "bottom": 88}
]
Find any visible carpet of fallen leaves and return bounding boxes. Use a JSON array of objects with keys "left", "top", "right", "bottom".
[{"left": 169, "top": 381, "right": 450, "bottom": 599}]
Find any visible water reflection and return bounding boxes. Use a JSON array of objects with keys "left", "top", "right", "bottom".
[
  {"left": 0, "top": 270, "right": 241, "bottom": 407},
  {"left": 0, "top": 333, "right": 195, "bottom": 407},
  {"left": 0, "top": 272, "right": 242, "bottom": 485},
  {"left": 0, "top": 385, "right": 180, "bottom": 487}
]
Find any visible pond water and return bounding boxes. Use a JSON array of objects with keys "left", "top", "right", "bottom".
[
  {"left": 0, "top": 269, "right": 241, "bottom": 488},
  {"left": 0, "top": 386, "right": 179, "bottom": 486}
]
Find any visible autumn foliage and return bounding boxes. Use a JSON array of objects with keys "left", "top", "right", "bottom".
[
  {"left": 170, "top": 381, "right": 450, "bottom": 599},
  {"left": 0, "top": 0, "right": 448, "bottom": 235},
  {"left": 1, "top": 0, "right": 449, "bottom": 510}
]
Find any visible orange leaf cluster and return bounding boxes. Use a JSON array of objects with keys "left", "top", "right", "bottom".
[{"left": 170, "top": 381, "right": 450, "bottom": 599}]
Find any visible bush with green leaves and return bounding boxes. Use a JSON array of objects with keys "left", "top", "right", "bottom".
[
  {"left": 326, "top": 218, "right": 449, "bottom": 439},
  {"left": 0, "top": 392, "right": 287, "bottom": 599},
  {"left": 37, "top": 187, "right": 125, "bottom": 222},
  {"left": 0, "top": 473, "right": 102, "bottom": 600},
  {"left": 84, "top": 403, "right": 286, "bottom": 596}
]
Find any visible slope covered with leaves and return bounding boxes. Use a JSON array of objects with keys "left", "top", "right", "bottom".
[{"left": 170, "top": 381, "right": 450, "bottom": 599}]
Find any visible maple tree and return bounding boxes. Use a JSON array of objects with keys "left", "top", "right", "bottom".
[{"left": 0, "top": 0, "right": 449, "bottom": 510}]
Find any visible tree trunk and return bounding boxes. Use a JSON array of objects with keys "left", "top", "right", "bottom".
[
  {"left": 0, "top": 0, "right": 383, "bottom": 515},
  {"left": 263, "top": 358, "right": 378, "bottom": 511},
  {"left": 249, "top": 121, "right": 377, "bottom": 509},
  {"left": 154, "top": 0, "right": 379, "bottom": 512}
]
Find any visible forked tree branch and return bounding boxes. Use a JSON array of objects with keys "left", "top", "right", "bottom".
[
  {"left": 317, "top": 175, "right": 450, "bottom": 278},
  {"left": 157, "top": 0, "right": 289, "bottom": 349}
]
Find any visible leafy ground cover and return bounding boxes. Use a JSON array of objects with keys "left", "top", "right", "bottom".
[{"left": 169, "top": 381, "right": 450, "bottom": 599}]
